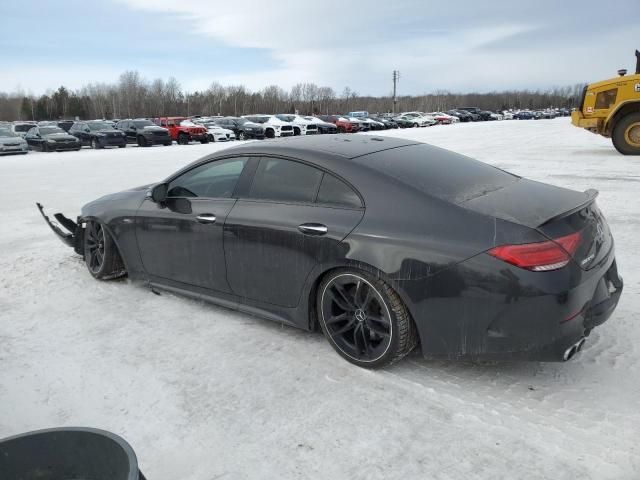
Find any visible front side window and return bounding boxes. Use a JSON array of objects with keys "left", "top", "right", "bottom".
[
  {"left": 248, "top": 158, "right": 323, "bottom": 203},
  {"left": 167, "top": 157, "right": 248, "bottom": 199}
]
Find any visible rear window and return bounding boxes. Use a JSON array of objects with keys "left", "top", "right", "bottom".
[{"left": 357, "top": 144, "right": 518, "bottom": 204}]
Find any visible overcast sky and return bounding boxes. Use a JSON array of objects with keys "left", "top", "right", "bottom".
[{"left": 1, "top": 0, "right": 638, "bottom": 96}]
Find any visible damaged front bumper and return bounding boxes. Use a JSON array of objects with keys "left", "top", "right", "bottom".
[{"left": 36, "top": 203, "right": 84, "bottom": 255}]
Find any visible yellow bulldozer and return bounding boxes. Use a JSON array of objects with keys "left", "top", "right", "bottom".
[{"left": 572, "top": 50, "right": 640, "bottom": 155}]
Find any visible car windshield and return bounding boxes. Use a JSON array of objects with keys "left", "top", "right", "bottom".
[
  {"left": 133, "top": 120, "right": 154, "bottom": 128},
  {"left": 179, "top": 120, "right": 197, "bottom": 126},
  {"left": 88, "top": 122, "right": 111, "bottom": 131},
  {"left": 40, "top": 127, "right": 65, "bottom": 135},
  {"left": 0, "top": 128, "right": 17, "bottom": 137},
  {"left": 276, "top": 115, "right": 294, "bottom": 122},
  {"left": 14, "top": 124, "right": 33, "bottom": 132}
]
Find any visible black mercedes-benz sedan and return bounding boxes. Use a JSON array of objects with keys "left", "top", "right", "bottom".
[{"left": 38, "top": 135, "right": 622, "bottom": 368}]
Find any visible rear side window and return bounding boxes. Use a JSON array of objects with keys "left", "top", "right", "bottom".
[
  {"left": 248, "top": 158, "right": 322, "bottom": 203},
  {"left": 316, "top": 174, "right": 362, "bottom": 208},
  {"left": 357, "top": 144, "right": 518, "bottom": 204}
]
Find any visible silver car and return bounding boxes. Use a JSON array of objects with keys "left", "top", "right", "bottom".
[{"left": 0, "top": 127, "right": 29, "bottom": 155}]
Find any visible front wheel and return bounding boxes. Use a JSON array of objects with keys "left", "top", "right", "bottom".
[
  {"left": 177, "top": 133, "right": 189, "bottom": 145},
  {"left": 317, "top": 269, "right": 418, "bottom": 368},
  {"left": 84, "top": 220, "right": 126, "bottom": 280},
  {"left": 137, "top": 136, "right": 148, "bottom": 147},
  {"left": 237, "top": 131, "right": 246, "bottom": 140},
  {"left": 612, "top": 112, "right": 640, "bottom": 155},
  {"left": 413, "top": 123, "right": 419, "bottom": 128}
]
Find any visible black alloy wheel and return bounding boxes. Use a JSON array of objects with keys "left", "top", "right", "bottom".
[
  {"left": 318, "top": 270, "right": 417, "bottom": 368},
  {"left": 85, "top": 221, "right": 106, "bottom": 275},
  {"left": 83, "top": 220, "right": 126, "bottom": 280}
]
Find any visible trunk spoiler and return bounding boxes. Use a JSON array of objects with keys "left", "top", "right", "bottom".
[
  {"left": 538, "top": 189, "right": 599, "bottom": 227},
  {"left": 36, "top": 203, "right": 84, "bottom": 254}
]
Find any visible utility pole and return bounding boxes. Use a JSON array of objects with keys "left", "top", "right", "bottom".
[{"left": 392, "top": 70, "right": 400, "bottom": 114}]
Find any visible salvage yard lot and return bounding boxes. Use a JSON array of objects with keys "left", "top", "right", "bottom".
[{"left": 1, "top": 118, "right": 638, "bottom": 479}]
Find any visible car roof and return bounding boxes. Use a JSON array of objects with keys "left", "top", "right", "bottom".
[{"left": 223, "top": 134, "right": 420, "bottom": 160}]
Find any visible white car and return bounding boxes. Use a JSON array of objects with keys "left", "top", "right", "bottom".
[
  {"left": 275, "top": 114, "right": 318, "bottom": 135},
  {"left": 490, "top": 112, "right": 504, "bottom": 121},
  {"left": 400, "top": 113, "right": 437, "bottom": 127},
  {"left": 200, "top": 122, "right": 236, "bottom": 142},
  {"left": 11, "top": 122, "right": 36, "bottom": 138},
  {"left": 242, "top": 115, "right": 295, "bottom": 138},
  {"left": 0, "top": 125, "right": 29, "bottom": 155}
]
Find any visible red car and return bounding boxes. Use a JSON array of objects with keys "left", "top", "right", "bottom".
[
  {"left": 153, "top": 117, "right": 208, "bottom": 144},
  {"left": 318, "top": 115, "right": 360, "bottom": 133}
]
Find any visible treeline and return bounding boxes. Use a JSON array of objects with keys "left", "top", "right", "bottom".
[{"left": 0, "top": 70, "right": 585, "bottom": 121}]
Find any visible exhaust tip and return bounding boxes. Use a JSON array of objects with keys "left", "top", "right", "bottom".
[{"left": 563, "top": 338, "right": 586, "bottom": 361}]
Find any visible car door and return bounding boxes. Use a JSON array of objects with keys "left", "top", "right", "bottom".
[
  {"left": 135, "top": 156, "right": 250, "bottom": 295},
  {"left": 25, "top": 127, "right": 41, "bottom": 149},
  {"left": 224, "top": 156, "right": 364, "bottom": 308}
]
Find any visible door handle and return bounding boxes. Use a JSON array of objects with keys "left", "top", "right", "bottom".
[
  {"left": 196, "top": 214, "right": 217, "bottom": 224},
  {"left": 298, "top": 223, "right": 328, "bottom": 235}
]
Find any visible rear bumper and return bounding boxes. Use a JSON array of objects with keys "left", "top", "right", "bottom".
[{"left": 405, "top": 250, "right": 623, "bottom": 361}]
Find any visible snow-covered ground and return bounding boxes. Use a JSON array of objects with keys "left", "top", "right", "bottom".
[{"left": 1, "top": 119, "right": 638, "bottom": 479}]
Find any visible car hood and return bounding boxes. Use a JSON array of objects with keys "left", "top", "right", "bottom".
[
  {"left": 141, "top": 126, "right": 167, "bottom": 132},
  {"left": 241, "top": 122, "right": 263, "bottom": 129},
  {"left": 43, "top": 133, "right": 78, "bottom": 141},
  {"left": 0, "top": 135, "right": 24, "bottom": 143}
]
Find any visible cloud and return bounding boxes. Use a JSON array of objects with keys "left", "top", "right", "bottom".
[{"left": 115, "top": 0, "right": 640, "bottom": 94}]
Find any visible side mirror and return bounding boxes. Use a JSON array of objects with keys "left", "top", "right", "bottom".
[{"left": 149, "top": 183, "right": 168, "bottom": 203}]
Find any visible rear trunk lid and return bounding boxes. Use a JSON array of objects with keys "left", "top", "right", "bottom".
[{"left": 463, "top": 179, "right": 611, "bottom": 270}]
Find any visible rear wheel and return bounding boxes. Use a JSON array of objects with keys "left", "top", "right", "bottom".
[
  {"left": 612, "top": 112, "right": 640, "bottom": 155},
  {"left": 84, "top": 220, "right": 126, "bottom": 280},
  {"left": 137, "top": 136, "right": 147, "bottom": 147},
  {"left": 177, "top": 133, "right": 189, "bottom": 145},
  {"left": 265, "top": 129, "right": 275, "bottom": 139},
  {"left": 413, "top": 122, "right": 419, "bottom": 128},
  {"left": 317, "top": 269, "right": 418, "bottom": 368}
]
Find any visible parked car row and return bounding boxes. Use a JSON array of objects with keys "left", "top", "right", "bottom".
[{"left": 0, "top": 106, "right": 572, "bottom": 155}]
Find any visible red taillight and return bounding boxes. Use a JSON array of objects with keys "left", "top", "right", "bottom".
[{"left": 488, "top": 231, "right": 581, "bottom": 272}]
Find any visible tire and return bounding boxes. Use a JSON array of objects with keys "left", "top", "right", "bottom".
[
  {"left": 317, "top": 268, "right": 418, "bottom": 368},
  {"left": 84, "top": 220, "right": 126, "bottom": 280},
  {"left": 209, "top": 134, "right": 215, "bottom": 142},
  {"left": 200, "top": 137, "right": 209, "bottom": 144},
  {"left": 137, "top": 136, "right": 147, "bottom": 147},
  {"left": 41, "top": 143, "right": 49, "bottom": 152},
  {"left": 164, "top": 142, "right": 172, "bottom": 147},
  {"left": 237, "top": 131, "right": 246, "bottom": 140},
  {"left": 293, "top": 127, "right": 301, "bottom": 136},
  {"left": 177, "top": 133, "right": 189, "bottom": 145},
  {"left": 118, "top": 144, "right": 126, "bottom": 148},
  {"left": 265, "top": 129, "right": 275, "bottom": 139},
  {"left": 413, "top": 123, "right": 419, "bottom": 128},
  {"left": 612, "top": 112, "right": 640, "bottom": 155}
]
